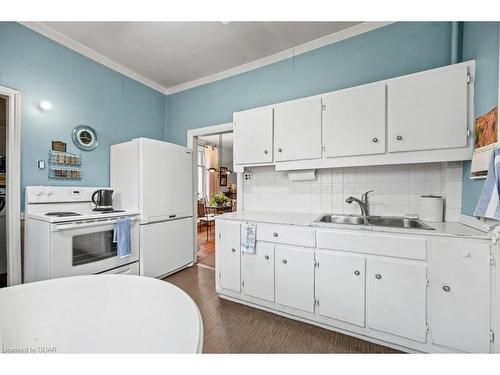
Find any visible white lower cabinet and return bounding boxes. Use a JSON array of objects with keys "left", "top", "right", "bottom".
[
  {"left": 215, "top": 219, "right": 495, "bottom": 353},
  {"left": 429, "top": 239, "right": 491, "bottom": 353},
  {"left": 317, "top": 250, "right": 366, "bottom": 327},
  {"left": 275, "top": 245, "right": 315, "bottom": 313},
  {"left": 242, "top": 242, "right": 275, "bottom": 302},
  {"left": 366, "top": 257, "right": 427, "bottom": 343},
  {"left": 216, "top": 220, "right": 241, "bottom": 292}
]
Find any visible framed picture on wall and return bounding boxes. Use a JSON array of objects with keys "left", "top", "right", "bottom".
[{"left": 219, "top": 167, "right": 228, "bottom": 186}]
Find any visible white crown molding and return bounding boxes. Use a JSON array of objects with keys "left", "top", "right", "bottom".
[
  {"left": 19, "top": 22, "right": 168, "bottom": 94},
  {"left": 166, "top": 21, "right": 394, "bottom": 95},
  {"left": 19, "top": 21, "right": 394, "bottom": 96}
]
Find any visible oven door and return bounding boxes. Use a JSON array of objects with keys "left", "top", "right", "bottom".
[{"left": 49, "top": 216, "right": 139, "bottom": 278}]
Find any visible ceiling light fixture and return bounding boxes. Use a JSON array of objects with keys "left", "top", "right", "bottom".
[{"left": 38, "top": 100, "right": 52, "bottom": 111}]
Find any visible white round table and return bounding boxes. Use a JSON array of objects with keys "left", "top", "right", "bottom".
[{"left": 0, "top": 275, "right": 203, "bottom": 353}]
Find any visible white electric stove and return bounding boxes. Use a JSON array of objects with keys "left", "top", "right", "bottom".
[{"left": 24, "top": 186, "right": 140, "bottom": 283}]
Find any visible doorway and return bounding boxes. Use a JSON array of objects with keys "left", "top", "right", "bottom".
[
  {"left": 0, "top": 85, "right": 22, "bottom": 287},
  {"left": 187, "top": 122, "right": 238, "bottom": 269},
  {"left": 0, "top": 97, "right": 6, "bottom": 287}
]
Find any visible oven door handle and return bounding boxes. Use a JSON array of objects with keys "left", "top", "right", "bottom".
[{"left": 53, "top": 217, "right": 138, "bottom": 232}]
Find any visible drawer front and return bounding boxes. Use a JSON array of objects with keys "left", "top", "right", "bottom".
[
  {"left": 317, "top": 230, "right": 427, "bottom": 260},
  {"left": 257, "top": 223, "right": 315, "bottom": 247}
]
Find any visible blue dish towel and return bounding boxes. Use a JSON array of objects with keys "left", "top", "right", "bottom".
[
  {"left": 475, "top": 148, "right": 500, "bottom": 220},
  {"left": 114, "top": 218, "right": 132, "bottom": 258},
  {"left": 240, "top": 223, "right": 256, "bottom": 254}
]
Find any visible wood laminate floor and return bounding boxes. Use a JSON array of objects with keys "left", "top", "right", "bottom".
[
  {"left": 197, "top": 228, "right": 215, "bottom": 268},
  {"left": 165, "top": 265, "right": 400, "bottom": 354}
]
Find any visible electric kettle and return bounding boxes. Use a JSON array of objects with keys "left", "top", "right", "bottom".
[{"left": 91, "top": 189, "right": 114, "bottom": 211}]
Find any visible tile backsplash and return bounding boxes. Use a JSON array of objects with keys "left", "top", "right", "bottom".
[{"left": 243, "top": 162, "right": 463, "bottom": 221}]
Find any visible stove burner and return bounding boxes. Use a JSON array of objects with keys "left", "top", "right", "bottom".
[{"left": 45, "top": 212, "right": 82, "bottom": 217}]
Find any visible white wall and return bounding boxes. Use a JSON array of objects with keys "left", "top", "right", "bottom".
[{"left": 243, "top": 162, "right": 463, "bottom": 221}]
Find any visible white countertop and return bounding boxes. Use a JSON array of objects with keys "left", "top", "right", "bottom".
[
  {"left": 218, "top": 210, "right": 491, "bottom": 240},
  {"left": 0, "top": 275, "right": 203, "bottom": 353}
]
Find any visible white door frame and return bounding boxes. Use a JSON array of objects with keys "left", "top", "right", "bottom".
[
  {"left": 0, "top": 85, "right": 22, "bottom": 286},
  {"left": 187, "top": 122, "right": 243, "bottom": 264}
]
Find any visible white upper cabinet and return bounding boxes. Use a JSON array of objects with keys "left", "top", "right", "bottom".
[
  {"left": 323, "top": 84, "right": 386, "bottom": 158},
  {"left": 388, "top": 65, "right": 469, "bottom": 153},
  {"left": 233, "top": 107, "right": 274, "bottom": 165},
  {"left": 274, "top": 96, "right": 322, "bottom": 162}
]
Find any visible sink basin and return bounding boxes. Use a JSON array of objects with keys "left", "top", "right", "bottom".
[{"left": 314, "top": 214, "right": 434, "bottom": 230}]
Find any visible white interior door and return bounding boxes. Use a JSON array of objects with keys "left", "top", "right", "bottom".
[
  {"left": 274, "top": 96, "right": 322, "bottom": 162},
  {"left": 388, "top": 65, "right": 469, "bottom": 153},
  {"left": 429, "top": 239, "right": 491, "bottom": 353},
  {"left": 140, "top": 138, "right": 193, "bottom": 223},
  {"left": 366, "top": 257, "right": 427, "bottom": 342},
  {"left": 140, "top": 217, "right": 194, "bottom": 278},
  {"left": 233, "top": 107, "right": 274, "bottom": 165},
  {"left": 317, "top": 250, "right": 366, "bottom": 327},
  {"left": 275, "top": 245, "right": 315, "bottom": 313},
  {"left": 242, "top": 242, "right": 275, "bottom": 302},
  {"left": 216, "top": 220, "right": 241, "bottom": 292},
  {"left": 323, "top": 84, "right": 386, "bottom": 158}
]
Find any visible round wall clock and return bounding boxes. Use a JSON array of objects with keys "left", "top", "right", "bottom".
[{"left": 72, "top": 125, "right": 98, "bottom": 151}]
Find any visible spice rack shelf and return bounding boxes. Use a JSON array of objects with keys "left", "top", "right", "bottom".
[{"left": 48, "top": 150, "right": 82, "bottom": 180}]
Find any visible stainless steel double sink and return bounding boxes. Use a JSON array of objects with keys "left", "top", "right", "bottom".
[{"left": 313, "top": 214, "right": 434, "bottom": 230}]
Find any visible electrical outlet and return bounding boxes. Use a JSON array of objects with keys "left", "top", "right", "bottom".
[{"left": 243, "top": 172, "right": 252, "bottom": 181}]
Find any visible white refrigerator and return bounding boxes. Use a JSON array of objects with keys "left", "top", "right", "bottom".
[{"left": 111, "top": 138, "right": 194, "bottom": 278}]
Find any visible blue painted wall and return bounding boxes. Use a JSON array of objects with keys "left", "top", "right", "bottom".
[
  {"left": 0, "top": 22, "right": 166, "bottom": 205},
  {"left": 166, "top": 21, "right": 500, "bottom": 216},
  {"left": 461, "top": 22, "right": 500, "bottom": 215}
]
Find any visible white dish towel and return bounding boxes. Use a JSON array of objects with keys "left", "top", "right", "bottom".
[
  {"left": 240, "top": 222, "right": 256, "bottom": 254},
  {"left": 475, "top": 148, "right": 500, "bottom": 220}
]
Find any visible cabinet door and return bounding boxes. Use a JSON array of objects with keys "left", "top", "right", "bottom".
[
  {"left": 388, "top": 65, "right": 469, "bottom": 153},
  {"left": 233, "top": 107, "right": 273, "bottom": 165},
  {"left": 323, "top": 84, "right": 386, "bottom": 158},
  {"left": 317, "top": 250, "right": 366, "bottom": 327},
  {"left": 429, "top": 239, "right": 491, "bottom": 353},
  {"left": 275, "top": 245, "right": 315, "bottom": 313},
  {"left": 216, "top": 220, "right": 241, "bottom": 292},
  {"left": 366, "top": 257, "right": 427, "bottom": 342},
  {"left": 242, "top": 242, "right": 275, "bottom": 302},
  {"left": 274, "top": 96, "right": 322, "bottom": 162}
]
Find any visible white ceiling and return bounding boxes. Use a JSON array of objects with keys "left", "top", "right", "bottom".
[
  {"left": 199, "top": 133, "right": 233, "bottom": 148},
  {"left": 38, "top": 22, "right": 361, "bottom": 91}
]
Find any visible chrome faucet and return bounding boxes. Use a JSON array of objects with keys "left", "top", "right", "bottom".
[{"left": 346, "top": 190, "right": 374, "bottom": 217}]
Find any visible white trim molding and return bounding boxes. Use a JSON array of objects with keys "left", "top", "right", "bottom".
[
  {"left": 0, "top": 85, "right": 22, "bottom": 286},
  {"left": 19, "top": 22, "right": 168, "bottom": 94},
  {"left": 19, "top": 21, "right": 393, "bottom": 96}
]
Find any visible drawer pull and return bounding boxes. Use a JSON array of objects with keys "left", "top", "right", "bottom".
[
  {"left": 273, "top": 232, "right": 279, "bottom": 237},
  {"left": 231, "top": 248, "right": 236, "bottom": 253},
  {"left": 264, "top": 149, "right": 268, "bottom": 154},
  {"left": 442, "top": 285, "right": 451, "bottom": 292},
  {"left": 354, "top": 270, "right": 360, "bottom": 276},
  {"left": 282, "top": 259, "right": 287, "bottom": 264},
  {"left": 264, "top": 255, "right": 269, "bottom": 260},
  {"left": 372, "top": 137, "right": 378, "bottom": 143},
  {"left": 396, "top": 135, "right": 403, "bottom": 141},
  {"left": 375, "top": 273, "right": 382, "bottom": 280},
  {"left": 278, "top": 148, "right": 283, "bottom": 153}
]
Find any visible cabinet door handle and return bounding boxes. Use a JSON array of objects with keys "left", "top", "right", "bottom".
[
  {"left": 354, "top": 270, "right": 360, "bottom": 276},
  {"left": 375, "top": 273, "right": 382, "bottom": 280},
  {"left": 277, "top": 148, "right": 282, "bottom": 153},
  {"left": 264, "top": 149, "right": 268, "bottom": 154},
  {"left": 442, "top": 285, "right": 451, "bottom": 292},
  {"left": 396, "top": 135, "right": 403, "bottom": 141},
  {"left": 231, "top": 248, "right": 236, "bottom": 253},
  {"left": 372, "top": 138, "right": 378, "bottom": 143},
  {"left": 264, "top": 255, "right": 269, "bottom": 260},
  {"left": 282, "top": 259, "right": 287, "bottom": 264},
  {"left": 273, "top": 232, "right": 279, "bottom": 237}
]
